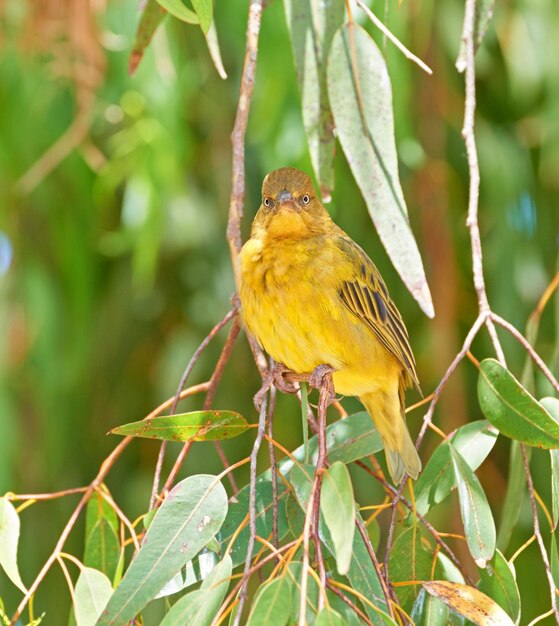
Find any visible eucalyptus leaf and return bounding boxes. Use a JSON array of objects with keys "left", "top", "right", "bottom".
[
  {"left": 0, "top": 497, "right": 27, "bottom": 593},
  {"left": 478, "top": 550, "right": 520, "bottom": 622},
  {"left": 497, "top": 441, "right": 527, "bottom": 551},
  {"left": 156, "top": 0, "right": 199, "bottom": 24},
  {"left": 315, "top": 607, "right": 348, "bottom": 626},
  {"left": 410, "top": 589, "right": 451, "bottom": 626},
  {"left": 246, "top": 575, "right": 293, "bottom": 626},
  {"left": 96, "top": 474, "right": 227, "bottom": 625},
  {"left": 327, "top": 24, "right": 433, "bottom": 317},
  {"left": 84, "top": 492, "right": 120, "bottom": 582},
  {"left": 283, "top": 0, "right": 344, "bottom": 199},
  {"left": 74, "top": 568, "right": 114, "bottom": 626},
  {"left": 478, "top": 359, "right": 559, "bottom": 448},
  {"left": 110, "top": 410, "right": 249, "bottom": 442},
  {"left": 192, "top": 0, "right": 212, "bottom": 34},
  {"left": 423, "top": 581, "right": 514, "bottom": 626},
  {"left": 129, "top": 0, "right": 167, "bottom": 75},
  {"left": 204, "top": 21, "right": 227, "bottom": 79},
  {"left": 450, "top": 445, "right": 496, "bottom": 568}
]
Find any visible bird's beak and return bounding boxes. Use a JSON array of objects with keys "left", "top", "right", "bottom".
[{"left": 276, "top": 189, "right": 298, "bottom": 211}]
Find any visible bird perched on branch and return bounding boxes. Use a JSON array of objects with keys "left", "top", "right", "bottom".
[{"left": 239, "top": 167, "right": 421, "bottom": 484}]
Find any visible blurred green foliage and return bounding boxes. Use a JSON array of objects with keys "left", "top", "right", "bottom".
[{"left": 0, "top": 0, "right": 558, "bottom": 622}]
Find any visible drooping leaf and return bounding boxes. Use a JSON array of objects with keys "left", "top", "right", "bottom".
[
  {"left": 450, "top": 445, "right": 496, "bottom": 568},
  {"left": 74, "top": 568, "right": 114, "bottom": 626},
  {"left": 388, "top": 526, "right": 433, "bottom": 613},
  {"left": 110, "top": 410, "right": 249, "bottom": 442},
  {"left": 415, "top": 420, "right": 497, "bottom": 516},
  {"left": 410, "top": 589, "right": 451, "bottom": 626},
  {"left": 320, "top": 462, "right": 356, "bottom": 575},
  {"left": 423, "top": 581, "right": 514, "bottom": 626},
  {"left": 315, "top": 607, "right": 348, "bottom": 626},
  {"left": 456, "top": 0, "right": 496, "bottom": 72},
  {"left": 287, "top": 561, "right": 321, "bottom": 624},
  {"left": 156, "top": 0, "right": 199, "bottom": 24},
  {"left": 204, "top": 21, "right": 227, "bottom": 79},
  {"left": 0, "top": 497, "right": 27, "bottom": 593},
  {"left": 220, "top": 481, "right": 289, "bottom": 568},
  {"left": 246, "top": 575, "right": 293, "bottom": 626},
  {"left": 159, "top": 555, "right": 232, "bottom": 626},
  {"left": 478, "top": 550, "right": 520, "bottom": 622},
  {"left": 478, "top": 359, "right": 559, "bottom": 448},
  {"left": 327, "top": 23, "right": 433, "bottom": 317},
  {"left": 497, "top": 441, "right": 527, "bottom": 551},
  {"left": 84, "top": 491, "right": 120, "bottom": 582},
  {"left": 129, "top": 0, "right": 167, "bottom": 75},
  {"left": 283, "top": 0, "right": 344, "bottom": 199},
  {"left": 96, "top": 474, "right": 227, "bottom": 625},
  {"left": 192, "top": 0, "right": 212, "bottom": 34}
]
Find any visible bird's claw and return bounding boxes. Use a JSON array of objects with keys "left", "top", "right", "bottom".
[
  {"left": 253, "top": 363, "right": 298, "bottom": 411},
  {"left": 309, "top": 364, "right": 335, "bottom": 403}
]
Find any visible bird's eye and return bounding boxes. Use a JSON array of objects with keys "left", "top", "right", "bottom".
[
  {"left": 263, "top": 197, "right": 273, "bottom": 208},
  {"left": 302, "top": 194, "right": 310, "bottom": 205}
]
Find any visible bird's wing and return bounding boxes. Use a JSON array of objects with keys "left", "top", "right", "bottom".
[{"left": 335, "top": 236, "right": 421, "bottom": 391}]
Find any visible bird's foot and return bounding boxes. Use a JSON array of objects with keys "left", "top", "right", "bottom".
[
  {"left": 253, "top": 362, "right": 298, "bottom": 411},
  {"left": 309, "top": 364, "right": 335, "bottom": 404}
]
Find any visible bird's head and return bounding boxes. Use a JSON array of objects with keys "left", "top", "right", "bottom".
[{"left": 251, "top": 167, "right": 332, "bottom": 240}]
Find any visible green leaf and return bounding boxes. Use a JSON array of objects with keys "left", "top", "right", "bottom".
[
  {"left": 192, "top": 0, "right": 212, "bottom": 34},
  {"left": 415, "top": 421, "right": 497, "bottom": 516},
  {"left": 315, "top": 607, "right": 348, "bottom": 626},
  {"left": 0, "top": 497, "right": 27, "bottom": 593},
  {"left": 283, "top": 0, "right": 344, "bottom": 199},
  {"left": 96, "top": 474, "right": 227, "bottom": 625},
  {"left": 456, "top": 0, "right": 495, "bottom": 72},
  {"left": 423, "top": 581, "right": 514, "bottom": 626},
  {"left": 543, "top": 398, "right": 559, "bottom": 529},
  {"left": 497, "top": 441, "right": 527, "bottom": 552},
  {"left": 74, "top": 568, "right": 114, "bottom": 626},
  {"left": 450, "top": 445, "right": 496, "bottom": 568},
  {"left": 327, "top": 23, "right": 433, "bottom": 318},
  {"left": 110, "top": 411, "right": 249, "bottom": 442},
  {"left": 287, "top": 562, "right": 320, "bottom": 624},
  {"left": 388, "top": 526, "right": 433, "bottom": 613},
  {"left": 159, "top": 555, "right": 232, "bottom": 626},
  {"left": 129, "top": 0, "right": 168, "bottom": 75},
  {"left": 156, "top": 0, "right": 199, "bottom": 24},
  {"left": 84, "top": 491, "right": 120, "bottom": 582},
  {"left": 478, "top": 550, "right": 520, "bottom": 622},
  {"left": 320, "top": 462, "right": 355, "bottom": 575},
  {"left": 220, "top": 481, "right": 289, "bottom": 568},
  {"left": 478, "top": 359, "right": 559, "bottom": 448},
  {"left": 246, "top": 576, "right": 293, "bottom": 626},
  {"left": 204, "top": 21, "right": 227, "bottom": 79}
]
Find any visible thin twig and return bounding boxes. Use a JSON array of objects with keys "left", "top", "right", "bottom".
[
  {"left": 326, "top": 580, "right": 375, "bottom": 626},
  {"left": 149, "top": 307, "right": 237, "bottom": 508},
  {"left": 267, "top": 385, "right": 280, "bottom": 559},
  {"left": 232, "top": 389, "right": 268, "bottom": 626},
  {"left": 354, "top": 0, "right": 433, "bottom": 75},
  {"left": 521, "top": 445, "right": 559, "bottom": 623},
  {"left": 491, "top": 313, "right": 559, "bottom": 393}
]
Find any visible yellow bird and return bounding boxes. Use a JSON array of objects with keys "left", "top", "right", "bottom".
[{"left": 239, "top": 167, "right": 421, "bottom": 484}]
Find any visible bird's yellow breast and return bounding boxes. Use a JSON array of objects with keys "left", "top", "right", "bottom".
[{"left": 239, "top": 234, "right": 401, "bottom": 397}]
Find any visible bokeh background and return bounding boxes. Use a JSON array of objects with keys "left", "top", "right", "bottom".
[{"left": 1, "top": 0, "right": 559, "bottom": 622}]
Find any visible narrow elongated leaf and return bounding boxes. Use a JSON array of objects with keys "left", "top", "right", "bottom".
[
  {"left": 111, "top": 411, "right": 249, "bottom": 442},
  {"left": 388, "top": 526, "right": 433, "bottom": 613},
  {"left": 156, "top": 0, "right": 199, "bottom": 24},
  {"left": 204, "top": 21, "right": 227, "bottom": 79},
  {"left": 415, "top": 421, "right": 497, "bottom": 516},
  {"left": 450, "top": 446, "right": 496, "bottom": 567},
  {"left": 423, "top": 581, "right": 514, "bottom": 626},
  {"left": 246, "top": 576, "right": 293, "bottom": 626},
  {"left": 192, "top": 0, "right": 212, "bottom": 34},
  {"left": 129, "top": 0, "right": 167, "bottom": 75},
  {"left": 497, "top": 441, "right": 527, "bottom": 551},
  {"left": 283, "top": 0, "right": 344, "bottom": 199},
  {"left": 411, "top": 589, "right": 451, "bottom": 626},
  {"left": 456, "top": 0, "right": 495, "bottom": 72},
  {"left": 478, "top": 359, "right": 559, "bottom": 448},
  {"left": 320, "top": 462, "right": 356, "bottom": 575},
  {"left": 0, "top": 497, "right": 27, "bottom": 593},
  {"left": 288, "top": 561, "right": 320, "bottom": 624},
  {"left": 315, "top": 607, "right": 348, "bottom": 626},
  {"left": 159, "top": 555, "right": 232, "bottom": 626},
  {"left": 220, "top": 481, "right": 288, "bottom": 567},
  {"left": 478, "top": 550, "right": 520, "bottom": 622},
  {"left": 84, "top": 491, "right": 120, "bottom": 582},
  {"left": 96, "top": 474, "right": 227, "bottom": 625},
  {"left": 74, "top": 568, "right": 113, "bottom": 626},
  {"left": 327, "top": 24, "right": 433, "bottom": 317}
]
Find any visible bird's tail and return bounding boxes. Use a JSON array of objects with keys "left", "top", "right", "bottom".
[{"left": 361, "top": 387, "right": 421, "bottom": 484}]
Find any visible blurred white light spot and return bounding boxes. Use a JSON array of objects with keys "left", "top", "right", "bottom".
[{"left": 0, "top": 232, "right": 13, "bottom": 275}]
